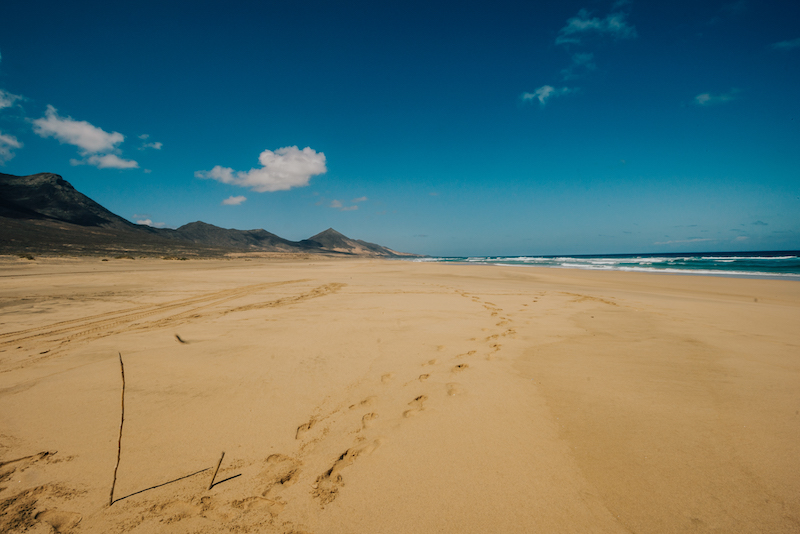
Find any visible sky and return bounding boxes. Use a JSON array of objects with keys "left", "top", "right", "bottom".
[{"left": 0, "top": 0, "right": 798, "bottom": 256}]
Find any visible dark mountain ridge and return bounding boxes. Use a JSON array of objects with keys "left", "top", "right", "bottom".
[{"left": 0, "top": 172, "right": 416, "bottom": 257}]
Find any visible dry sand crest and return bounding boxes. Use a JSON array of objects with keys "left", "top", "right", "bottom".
[{"left": 1, "top": 256, "right": 798, "bottom": 533}]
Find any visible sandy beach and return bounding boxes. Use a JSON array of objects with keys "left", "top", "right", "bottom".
[{"left": 1, "top": 256, "right": 798, "bottom": 533}]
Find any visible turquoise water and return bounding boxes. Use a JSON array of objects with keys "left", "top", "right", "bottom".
[{"left": 413, "top": 251, "right": 800, "bottom": 279}]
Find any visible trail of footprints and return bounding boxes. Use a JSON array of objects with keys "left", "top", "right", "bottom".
[
  {"left": 2, "top": 287, "right": 520, "bottom": 533},
  {"left": 286, "top": 285, "right": 518, "bottom": 509}
]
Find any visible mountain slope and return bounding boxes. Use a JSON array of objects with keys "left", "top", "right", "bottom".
[
  {"left": 306, "top": 228, "right": 410, "bottom": 256},
  {"left": 0, "top": 173, "right": 417, "bottom": 257},
  {"left": 0, "top": 172, "right": 138, "bottom": 230}
]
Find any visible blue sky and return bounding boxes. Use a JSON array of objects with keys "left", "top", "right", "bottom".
[{"left": 1, "top": 0, "right": 798, "bottom": 256}]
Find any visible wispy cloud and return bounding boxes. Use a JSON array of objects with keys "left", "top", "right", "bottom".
[
  {"left": 352, "top": 196, "right": 368, "bottom": 203},
  {"left": 772, "top": 38, "right": 800, "bottom": 51},
  {"left": 222, "top": 195, "right": 247, "bottom": 206},
  {"left": 522, "top": 85, "right": 574, "bottom": 106},
  {"left": 196, "top": 146, "right": 326, "bottom": 192},
  {"left": 329, "top": 199, "right": 358, "bottom": 211},
  {"left": 561, "top": 52, "right": 597, "bottom": 80},
  {"left": 71, "top": 153, "right": 139, "bottom": 169},
  {"left": 138, "top": 134, "right": 162, "bottom": 150},
  {"left": 0, "top": 132, "right": 22, "bottom": 164},
  {"left": 555, "top": 8, "right": 637, "bottom": 46},
  {"left": 32, "top": 105, "right": 139, "bottom": 169},
  {"left": 524, "top": 5, "right": 635, "bottom": 108},
  {"left": 0, "top": 89, "right": 23, "bottom": 111},
  {"left": 693, "top": 89, "right": 740, "bottom": 106},
  {"left": 136, "top": 218, "right": 166, "bottom": 228},
  {"left": 751, "top": 220, "right": 768, "bottom": 226}
]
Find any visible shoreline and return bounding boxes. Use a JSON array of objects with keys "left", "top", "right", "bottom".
[{"left": 406, "top": 258, "right": 800, "bottom": 281}]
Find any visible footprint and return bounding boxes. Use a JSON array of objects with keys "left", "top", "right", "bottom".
[
  {"left": 424, "top": 359, "right": 437, "bottom": 366},
  {"left": 418, "top": 374, "right": 429, "bottom": 381},
  {"left": 296, "top": 419, "right": 316, "bottom": 439},
  {"left": 312, "top": 439, "right": 381, "bottom": 505},
  {"left": 152, "top": 501, "right": 201, "bottom": 524},
  {"left": 453, "top": 364, "right": 469, "bottom": 372},
  {"left": 35, "top": 510, "right": 82, "bottom": 532},
  {"left": 403, "top": 395, "right": 428, "bottom": 418},
  {"left": 381, "top": 373, "right": 394, "bottom": 384},
  {"left": 361, "top": 412, "right": 378, "bottom": 429},
  {"left": 198, "top": 496, "right": 232, "bottom": 521},
  {"left": 259, "top": 454, "right": 301, "bottom": 497},
  {"left": 230, "top": 496, "right": 285, "bottom": 516},
  {"left": 446, "top": 383, "right": 463, "bottom": 396},
  {"left": 437, "top": 345, "right": 446, "bottom": 352}
]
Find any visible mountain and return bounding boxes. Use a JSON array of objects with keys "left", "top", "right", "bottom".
[
  {"left": 0, "top": 172, "right": 138, "bottom": 230},
  {"left": 307, "top": 228, "right": 408, "bottom": 256},
  {"left": 165, "top": 221, "right": 323, "bottom": 252},
  {"left": 0, "top": 172, "right": 417, "bottom": 257}
]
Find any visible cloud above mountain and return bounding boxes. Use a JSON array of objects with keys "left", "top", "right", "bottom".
[
  {"left": 0, "top": 132, "right": 22, "bottom": 164},
  {"left": 195, "top": 146, "right": 327, "bottom": 192},
  {"left": 32, "top": 105, "right": 139, "bottom": 169}
]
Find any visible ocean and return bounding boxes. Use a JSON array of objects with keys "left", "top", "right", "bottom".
[{"left": 412, "top": 251, "right": 800, "bottom": 279}]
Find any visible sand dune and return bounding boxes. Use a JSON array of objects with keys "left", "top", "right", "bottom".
[{"left": 1, "top": 257, "right": 798, "bottom": 533}]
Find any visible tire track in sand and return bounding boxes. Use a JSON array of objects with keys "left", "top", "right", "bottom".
[{"left": 0, "top": 280, "right": 309, "bottom": 347}]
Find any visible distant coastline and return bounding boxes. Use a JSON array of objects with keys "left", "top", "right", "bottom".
[{"left": 413, "top": 251, "right": 800, "bottom": 280}]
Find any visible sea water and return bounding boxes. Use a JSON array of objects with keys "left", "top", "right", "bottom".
[{"left": 413, "top": 251, "right": 800, "bottom": 279}]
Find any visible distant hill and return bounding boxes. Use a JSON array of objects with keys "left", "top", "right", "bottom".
[
  {"left": 0, "top": 172, "right": 418, "bottom": 257},
  {"left": 307, "top": 228, "right": 408, "bottom": 256}
]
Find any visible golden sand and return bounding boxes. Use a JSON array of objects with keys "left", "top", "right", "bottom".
[{"left": 1, "top": 257, "right": 798, "bottom": 533}]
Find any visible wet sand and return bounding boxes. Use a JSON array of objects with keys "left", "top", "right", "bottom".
[{"left": 1, "top": 256, "right": 798, "bottom": 533}]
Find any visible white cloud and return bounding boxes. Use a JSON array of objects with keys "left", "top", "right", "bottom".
[
  {"left": 195, "top": 146, "right": 327, "bottom": 193},
  {"left": 138, "top": 134, "right": 149, "bottom": 139},
  {"left": 0, "top": 89, "right": 23, "bottom": 111},
  {"left": 71, "top": 154, "right": 139, "bottom": 169},
  {"left": 522, "top": 85, "right": 574, "bottom": 106},
  {"left": 329, "top": 199, "right": 358, "bottom": 211},
  {"left": 555, "top": 8, "right": 637, "bottom": 45},
  {"left": 222, "top": 195, "right": 247, "bottom": 206},
  {"left": 0, "top": 131, "right": 22, "bottom": 164},
  {"left": 32, "top": 105, "right": 140, "bottom": 170},
  {"left": 33, "top": 105, "right": 124, "bottom": 153},
  {"left": 141, "top": 141, "right": 163, "bottom": 150},
  {"left": 136, "top": 219, "right": 166, "bottom": 228},
  {"left": 772, "top": 38, "right": 800, "bottom": 51},
  {"left": 694, "top": 89, "right": 739, "bottom": 106}
]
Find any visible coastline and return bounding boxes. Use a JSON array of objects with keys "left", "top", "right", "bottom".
[
  {"left": 1, "top": 257, "right": 798, "bottom": 533},
  {"left": 410, "top": 250, "right": 800, "bottom": 281}
]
